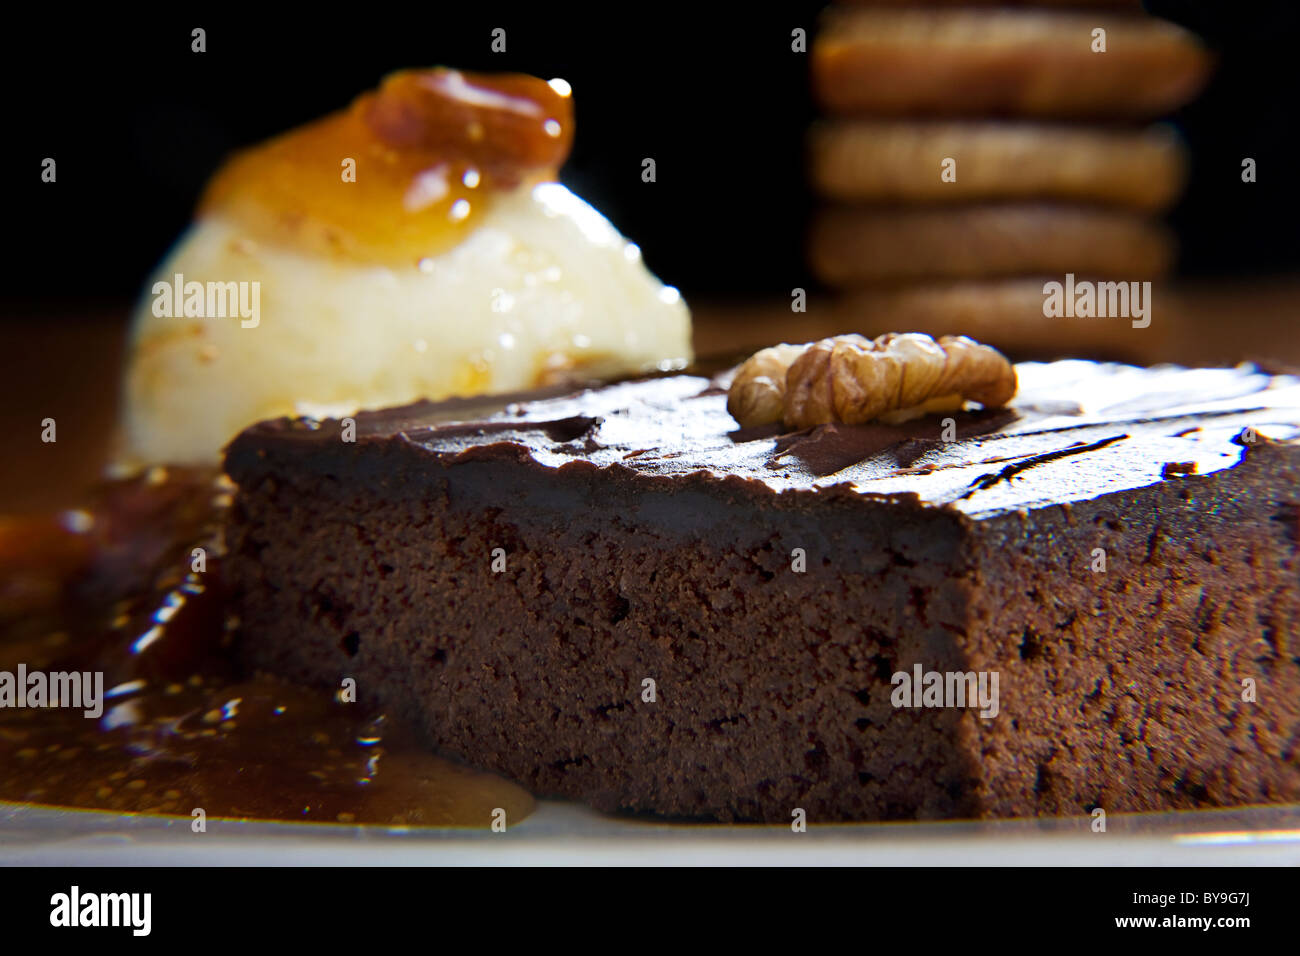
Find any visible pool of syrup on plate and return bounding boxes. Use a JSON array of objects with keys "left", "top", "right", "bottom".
[{"left": 0, "top": 469, "right": 533, "bottom": 827}]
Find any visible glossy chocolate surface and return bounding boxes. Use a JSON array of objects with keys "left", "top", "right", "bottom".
[{"left": 227, "top": 361, "right": 1300, "bottom": 520}]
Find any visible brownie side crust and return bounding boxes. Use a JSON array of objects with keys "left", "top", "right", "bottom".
[
  {"left": 224, "top": 363, "right": 1300, "bottom": 821},
  {"left": 965, "top": 437, "right": 1300, "bottom": 816},
  {"left": 228, "top": 451, "right": 984, "bottom": 821}
]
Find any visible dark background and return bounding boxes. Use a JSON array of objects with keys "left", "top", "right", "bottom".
[{"left": 5, "top": 0, "right": 1299, "bottom": 316}]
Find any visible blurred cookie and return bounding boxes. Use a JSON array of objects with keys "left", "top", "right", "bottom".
[
  {"left": 809, "top": 120, "right": 1187, "bottom": 211},
  {"left": 841, "top": 0, "right": 1143, "bottom": 8},
  {"left": 828, "top": 278, "right": 1171, "bottom": 361},
  {"left": 813, "top": 7, "right": 1213, "bottom": 119},
  {"left": 809, "top": 204, "right": 1175, "bottom": 285}
]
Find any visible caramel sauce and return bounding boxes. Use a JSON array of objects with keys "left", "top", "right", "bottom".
[
  {"left": 0, "top": 471, "right": 534, "bottom": 827},
  {"left": 198, "top": 68, "right": 574, "bottom": 264}
]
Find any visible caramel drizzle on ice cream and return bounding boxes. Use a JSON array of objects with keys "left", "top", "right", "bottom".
[{"left": 198, "top": 69, "right": 574, "bottom": 264}]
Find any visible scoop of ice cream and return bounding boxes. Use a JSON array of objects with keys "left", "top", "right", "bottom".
[{"left": 118, "top": 69, "right": 691, "bottom": 467}]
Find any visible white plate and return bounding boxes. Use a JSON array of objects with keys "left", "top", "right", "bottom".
[{"left": 2, "top": 800, "right": 1298, "bottom": 865}]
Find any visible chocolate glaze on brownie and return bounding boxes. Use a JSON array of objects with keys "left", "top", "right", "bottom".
[
  {"left": 230, "top": 362, "right": 1300, "bottom": 515},
  {"left": 225, "top": 362, "right": 1300, "bottom": 821}
]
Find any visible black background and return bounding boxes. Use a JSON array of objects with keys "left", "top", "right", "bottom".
[
  {"left": 5, "top": 0, "right": 1298, "bottom": 317},
  {"left": 0, "top": 865, "right": 1283, "bottom": 938}
]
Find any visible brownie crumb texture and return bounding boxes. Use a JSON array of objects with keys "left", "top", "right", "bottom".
[{"left": 227, "top": 439, "right": 1300, "bottom": 823}]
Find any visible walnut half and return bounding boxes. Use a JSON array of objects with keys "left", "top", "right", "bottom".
[{"left": 727, "top": 332, "right": 1016, "bottom": 429}]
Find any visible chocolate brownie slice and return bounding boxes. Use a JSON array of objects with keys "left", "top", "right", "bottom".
[{"left": 224, "top": 361, "right": 1300, "bottom": 821}]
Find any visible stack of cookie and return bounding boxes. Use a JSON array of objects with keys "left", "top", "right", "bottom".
[{"left": 808, "top": 0, "right": 1213, "bottom": 360}]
